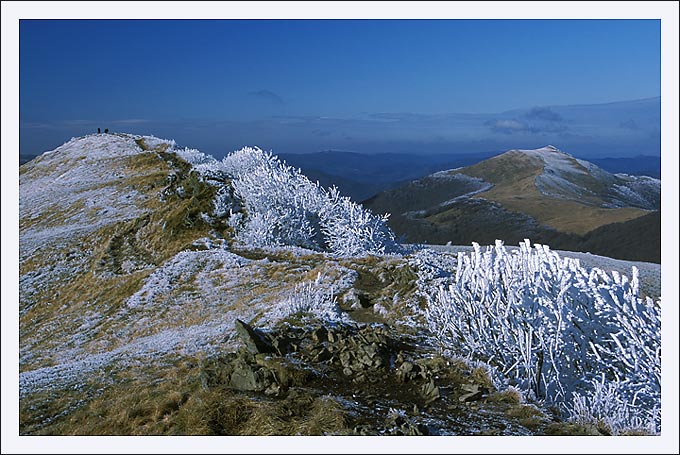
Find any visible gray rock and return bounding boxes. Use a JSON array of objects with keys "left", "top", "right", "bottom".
[
  {"left": 254, "top": 355, "right": 313, "bottom": 387},
  {"left": 353, "top": 425, "right": 373, "bottom": 435},
  {"left": 386, "top": 411, "right": 429, "bottom": 435},
  {"left": 339, "top": 351, "right": 352, "bottom": 367},
  {"left": 396, "top": 361, "right": 421, "bottom": 382},
  {"left": 314, "top": 347, "right": 332, "bottom": 362},
  {"left": 421, "top": 378, "right": 440, "bottom": 404},
  {"left": 229, "top": 362, "right": 266, "bottom": 391},
  {"left": 341, "top": 289, "right": 372, "bottom": 309},
  {"left": 360, "top": 355, "right": 374, "bottom": 366},
  {"left": 459, "top": 383, "right": 487, "bottom": 402},
  {"left": 311, "top": 326, "right": 328, "bottom": 343},
  {"left": 234, "top": 319, "right": 274, "bottom": 354}
]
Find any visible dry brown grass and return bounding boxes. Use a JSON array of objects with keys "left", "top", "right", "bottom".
[
  {"left": 19, "top": 148, "right": 224, "bottom": 369},
  {"left": 478, "top": 187, "right": 649, "bottom": 235},
  {"left": 26, "top": 354, "right": 351, "bottom": 436},
  {"left": 224, "top": 394, "right": 349, "bottom": 436},
  {"left": 469, "top": 366, "right": 494, "bottom": 389},
  {"left": 504, "top": 403, "right": 550, "bottom": 430},
  {"left": 486, "top": 388, "right": 522, "bottom": 405},
  {"left": 543, "top": 421, "right": 603, "bottom": 436},
  {"left": 461, "top": 151, "right": 543, "bottom": 185}
]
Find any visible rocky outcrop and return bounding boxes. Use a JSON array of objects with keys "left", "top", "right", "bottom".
[{"left": 200, "top": 318, "right": 576, "bottom": 435}]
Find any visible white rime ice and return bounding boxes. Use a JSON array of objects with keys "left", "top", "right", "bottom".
[
  {"left": 418, "top": 239, "right": 660, "bottom": 434},
  {"left": 262, "top": 273, "right": 351, "bottom": 325},
  {"left": 179, "top": 145, "right": 401, "bottom": 256}
]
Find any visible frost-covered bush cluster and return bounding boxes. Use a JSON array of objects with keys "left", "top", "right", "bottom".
[
  {"left": 421, "top": 240, "right": 660, "bottom": 434},
  {"left": 175, "top": 146, "right": 220, "bottom": 170},
  {"left": 225, "top": 147, "right": 400, "bottom": 256},
  {"left": 264, "top": 273, "right": 349, "bottom": 324},
  {"left": 173, "top": 145, "right": 400, "bottom": 256}
]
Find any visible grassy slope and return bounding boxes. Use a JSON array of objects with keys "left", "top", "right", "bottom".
[
  {"left": 364, "top": 150, "right": 658, "bottom": 262},
  {"left": 20, "top": 138, "right": 215, "bottom": 371}
]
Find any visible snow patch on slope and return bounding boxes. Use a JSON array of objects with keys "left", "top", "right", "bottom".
[{"left": 512, "top": 146, "right": 660, "bottom": 210}]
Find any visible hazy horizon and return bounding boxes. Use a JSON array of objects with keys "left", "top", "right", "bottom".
[{"left": 20, "top": 95, "right": 661, "bottom": 160}]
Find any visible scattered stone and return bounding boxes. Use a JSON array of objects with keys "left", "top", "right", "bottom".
[
  {"left": 234, "top": 319, "right": 274, "bottom": 354},
  {"left": 264, "top": 383, "right": 281, "bottom": 396},
  {"left": 314, "top": 347, "right": 332, "bottom": 362},
  {"left": 311, "top": 326, "right": 328, "bottom": 343},
  {"left": 396, "top": 361, "right": 420, "bottom": 382},
  {"left": 420, "top": 378, "right": 440, "bottom": 404},
  {"left": 205, "top": 319, "right": 561, "bottom": 435},
  {"left": 342, "top": 289, "right": 362, "bottom": 309},
  {"left": 229, "top": 360, "right": 267, "bottom": 392},
  {"left": 254, "top": 355, "right": 312, "bottom": 388},
  {"left": 327, "top": 329, "right": 337, "bottom": 343},
  {"left": 353, "top": 424, "right": 373, "bottom": 435},
  {"left": 270, "top": 335, "right": 291, "bottom": 355},
  {"left": 385, "top": 410, "right": 429, "bottom": 436},
  {"left": 459, "top": 383, "right": 488, "bottom": 402}
]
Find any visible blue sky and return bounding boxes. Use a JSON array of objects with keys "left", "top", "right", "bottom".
[{"left": 20, "top": 19, "right": 661, "bottom": 158}]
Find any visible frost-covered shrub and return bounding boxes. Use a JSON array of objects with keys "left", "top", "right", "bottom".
[
  {"left": 420, "top": 240, "right": 660, "bottom": 434},
  {"left": 264, "top": 274, "right": 349, "bottom": 323},
  {"left": 320, "top": 187, "right": 397, "bottom": 256},
  {"left": 221, "top": 147, "right": 400, "bottom": 256},
  {"left": 569, "top": 374, "right": 659, "bottom": 435},
  {"left": 161, "top": 142, "right": 398, "bottom": 256},
  {"left": 224, "top": 147, "right": 326, "bottom": 250}
]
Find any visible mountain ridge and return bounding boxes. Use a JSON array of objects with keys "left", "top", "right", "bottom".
[{"left": 364, "top": 145, "right": 660, "bottom": 263}]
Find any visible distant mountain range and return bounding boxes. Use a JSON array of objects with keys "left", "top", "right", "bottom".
[
  {"left": 21, "top": 147, "right": 662, "bottom": 205},
  {"left": 279, "top": 150, "right": 660, "bottom": 202},
  {"left": 588, "top": 156, "right": 661, "bottom": 179},
  {"left": 364, "top": 146, "right": 660, "bottom": 263},
  {"left": 279, "top": 150, "right": 500, "bottom": 201}
]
